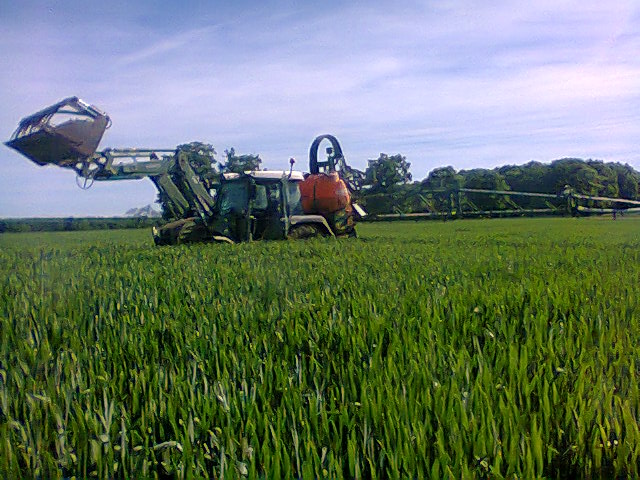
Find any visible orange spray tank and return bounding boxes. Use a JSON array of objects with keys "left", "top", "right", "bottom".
[{"left": 299, "top": 172, "right": 351, "bottom": 215}]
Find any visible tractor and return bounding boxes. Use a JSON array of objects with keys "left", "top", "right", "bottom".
[
  {"left": 5, "top": 97, "right": 366, "bottom": 244},
  {"left": 153, "top": 168, "right": 360, "bottom": 245}
]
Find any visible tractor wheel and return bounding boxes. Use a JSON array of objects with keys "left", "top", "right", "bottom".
[
  {"left": 288, "top": 224, "right": 323, "bottom": 240},
  {"left": 176, "top": 221, "right": 196, "bottom": 245}
]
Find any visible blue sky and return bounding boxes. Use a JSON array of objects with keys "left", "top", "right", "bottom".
[{"left": 1, "top": 0, "right": 639, "bottom": 217}]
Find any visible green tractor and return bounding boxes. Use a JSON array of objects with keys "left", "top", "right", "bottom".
[
  {"left": 6, "top": 97, "right": 365, "bottom": 245},
  {"left": 152, "top": 169, "right": 359, "bottom": 245}
]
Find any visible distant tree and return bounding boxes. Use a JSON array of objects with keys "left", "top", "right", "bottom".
[
  {"left": 499, "top": 162, "right": 550, "bottom": 192},
  {"left": 422, "top": 166, "right": 462, "bottom": 190},
  {"left": 11, "top": 223, "right": 32, "bottom": 233},
  {"left": 76, "top": 219, "right": 91, "bottom": 231},
  {"left": 365, "top": 153, "right": 411, "bottom": 191},
  {"left": 223, "top": 148, "right": 262, "bottom": 174},
  {"left": 176, "top": 142, "right": 218, "bottom": 176},
  {"left": 418, "top": 167, "right": 462, "bottom": 213},
  {"left": 612, "top": 163, "right": 640, "bottom": 199},
  {"left": 496, "top": 162, "right": 552, "bottom": 208},
  {"left": 587, "top": 160, "right": 618, "bottom": 197},
  {"left": 460, "top": 169, "right": 510, "bottom": 211},
  {"left": 461, "top": 169, "right": 509, "bottom": 191},
  {"left": 546, "top": 159, "right": 598, "bottom": 195},
  {"left": 63, "top": 217, "right": 74, "bottom": 231}
]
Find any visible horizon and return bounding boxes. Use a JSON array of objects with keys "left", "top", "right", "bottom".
[{"left": 1, "top": 0, "right": 638, "bottom": 217}]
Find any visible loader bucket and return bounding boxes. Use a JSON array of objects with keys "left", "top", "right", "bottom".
[{"left": 5, "top": 96, "right": 110, "bottom": 167}]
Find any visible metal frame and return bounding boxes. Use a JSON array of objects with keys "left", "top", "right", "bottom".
[{"left": 374, "top": 187, "right": 640, "bottom": 220}]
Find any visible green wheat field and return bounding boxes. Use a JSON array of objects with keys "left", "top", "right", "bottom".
[{"left": 1, "top": 218, "right": 639, "bottom": 478}]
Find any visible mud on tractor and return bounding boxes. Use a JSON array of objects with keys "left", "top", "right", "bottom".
[{"left": 6, "top": 97, "right": 366, "bottom": 244}]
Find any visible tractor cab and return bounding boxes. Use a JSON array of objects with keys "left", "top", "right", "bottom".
[{"left": 207, "top": 170, "right": 334, "bottom": 243}]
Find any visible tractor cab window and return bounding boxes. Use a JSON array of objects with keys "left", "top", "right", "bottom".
[
  {"left": 268, "top": 184, "right": 280, "bottom": 202},
  {"left": 287, "top": 181, "right": 304, "bottom": 215},
  {"left": 253, "top": 185, "right": 268, "bottom": 210},
  {"left": 217, "top": 182, "right": 249, "bottom": 215},
  {"left": 251, "top": 182, "right": 285, "bottom": 240},
  {"left": 265, "top": 183, "right": 282, "bottom": 214},
  {"left": 251, "top": 183, "right": 281, "bottom": 212}
]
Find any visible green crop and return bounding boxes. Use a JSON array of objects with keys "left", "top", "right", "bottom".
[{"left": 1, "top": 217, "right": 639, "bottom": 478}]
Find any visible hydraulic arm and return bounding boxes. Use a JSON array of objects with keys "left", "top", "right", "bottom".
[{"left": 80, "top": 148, "right": 218, "bottom": 221}]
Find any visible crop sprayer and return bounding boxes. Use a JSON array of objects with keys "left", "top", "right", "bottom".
[{"left": 5, "top": 97, "right": 367, "bottom": 245}]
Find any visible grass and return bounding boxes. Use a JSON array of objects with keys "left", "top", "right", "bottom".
[{"left": 1, "top": 217, "right": 639, "bottom": 478}]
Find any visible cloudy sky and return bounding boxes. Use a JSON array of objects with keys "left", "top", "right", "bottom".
[{"left": 1, "top": 0, "right": 638, "bottom": 217}]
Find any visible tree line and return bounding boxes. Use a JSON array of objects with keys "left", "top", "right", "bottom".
[
  {"left": 358, "top": 155, "right": 640, "bottom": 215},
  {"left": 0, "top": 217, "right": 158, "bottom": 234}
]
